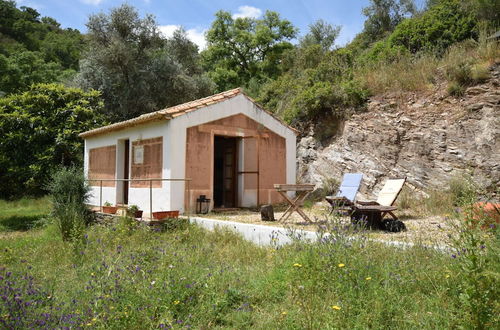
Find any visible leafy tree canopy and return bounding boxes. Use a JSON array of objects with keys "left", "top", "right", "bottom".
[
  {"left": 362, "top": 0, "right": 416, "bottom": 42},
  {"left": 75, "top": 4, "right": 214, "bottom": 121},
  {"left": 202, "top": 10, "right": 297, "bottom": 92},
  {"left": 258, "top": 21, "right": 369, "bottom": 129},
  {"left": 0, "top": 0, "right": 85, "bottom": 94},
  {"left": 0, "top": 84, "right": 107, "bottom": 198},
  {"left": 389, "top": 0, "right": 477, "bottom": 54},
  {"left": 299, "top": 19, "right": 341, "bottom": 52}
]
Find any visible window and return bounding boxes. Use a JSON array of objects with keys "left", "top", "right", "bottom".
[
  {"left": 88, "top": 145, "right": 116, "bottom": 187},
  {"left": 131, "top": 137, "right": 163, "bottom": 187}
]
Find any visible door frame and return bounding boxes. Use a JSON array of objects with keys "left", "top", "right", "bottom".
[{"left": 213, "top": 135, "right": 238, "bottom": 208}]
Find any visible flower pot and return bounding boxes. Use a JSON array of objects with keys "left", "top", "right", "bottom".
[
  {"left": 133, "top": 210, "right": 143, "bottom": 218},
  {"left": 152, "top": 210, "right": 179, "bottom": 220},
  {"left": 102, "top": 206, "right": 118, "bottom": 214}
]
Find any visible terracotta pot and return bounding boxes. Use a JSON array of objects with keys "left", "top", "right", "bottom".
[
  {"left": 152, "top": 210, "right": 179, "bottom": 220},
  {"left": 102, "top": 206, "right": 118, "bottom": 214},
  {"left": 134, "top": 210, "right": 143, "bottom": 218}
]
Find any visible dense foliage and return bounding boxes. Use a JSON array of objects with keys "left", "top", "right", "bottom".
[
  {"left": 389, "top": 0, "right": 477, "bottom": 54},
  {"left": 0, "top": 84, "right": 106, "bottom": 198},
  {"left": 75, "top": 4, "right": 214, "bottom": 121},
  {"left": 0, "top": 0, "right": 497, "bottom": 197},
  {"left": 0, "top": 0, "right": 84, "bottom": 94},
  {"left": 202, "top": 10, "right": 297, "bottom": 92}
]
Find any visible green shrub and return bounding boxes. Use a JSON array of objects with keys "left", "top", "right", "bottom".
[
  {"left": 447, "top": 81, "right": 465, "bottom": 96},
  {"left": 47, "top": 167, "right": 91, "bottom": 241},
  {"left": 389, "top": 0, "right": 477, "bottom": 54},
  {"left": 448, "top": 174, "right": 477, "bottom": 206},
  {"left": 471, "top": 62, "right": 490, "bottom": 82},
  {"left": 446, "top": 61, "right": 473, "bottom": 86},
  {"left": 0, "top": 83, "right": 106, "bottom": 199}
]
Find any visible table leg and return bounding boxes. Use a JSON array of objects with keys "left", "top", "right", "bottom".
[
  {"left": 278, "top": 191, "right": 313, "bottom": 223},
  {"left": 278, "top": 191, "right": 300, "bottom": 222}
]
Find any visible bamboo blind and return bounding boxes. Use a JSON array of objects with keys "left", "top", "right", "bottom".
[
  {"left": 131, "top": 137, "right": 163, "bottom": 188},
  {"left": 88, "top": 145, "right": 116, "bottom": 187}
]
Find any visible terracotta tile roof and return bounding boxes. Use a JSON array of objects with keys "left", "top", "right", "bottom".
[
  {"left": 79, "top": 87, "right": 297, "bottom": 138},
  {"left": 164, "top": 88, "right": 241, "bottom": 118}
]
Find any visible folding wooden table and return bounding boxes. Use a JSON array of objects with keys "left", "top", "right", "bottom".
[{"left": 274, "top": 184, "right": 315, "bottom": 223}]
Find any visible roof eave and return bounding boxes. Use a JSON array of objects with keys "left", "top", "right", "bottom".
[{"left": 79, "top": 113, "right": 171, "bottom": 139}]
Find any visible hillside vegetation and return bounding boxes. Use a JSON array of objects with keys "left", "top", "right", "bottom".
[{"left": 0, "top": 0, "right": 499, "bottom": 198}]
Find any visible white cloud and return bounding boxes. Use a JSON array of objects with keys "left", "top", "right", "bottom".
[
  {"left": 232, "top": 5, "right": 262, "bottom": 19},
  {"left": 159, "top": 25, "right": 207, "bottom": 50},
  {"left": 80, "top": 0, "right": 104, "bottom": 5},
  {"left": 159, "top": 25, "right": 179, "bottom": 38}
]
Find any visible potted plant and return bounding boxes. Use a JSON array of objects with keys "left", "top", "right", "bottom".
[
  {"left": 102, "top": 201, "right": 118, "bottom": 214},
  {"left": 128, "top": 205, "right": 143, "bottom": 219},
  {"left": 152, "top": 210, "right": 179, "bottom": 220}
]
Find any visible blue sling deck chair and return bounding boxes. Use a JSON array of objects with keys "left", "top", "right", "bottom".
[{"left": 325, "top": 173, "right": 363, "bottom": 214}]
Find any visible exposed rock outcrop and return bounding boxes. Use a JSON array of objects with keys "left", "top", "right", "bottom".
[{"left": 298, "top": 64, "right": 500, "bottom": 197}]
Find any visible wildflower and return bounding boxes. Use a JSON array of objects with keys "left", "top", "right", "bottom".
[
  {"left": 365, "top": 277, "right": 372, "bottom": 281},
  {"left": 293, "top": 263, "right": 302, "bottom": 268},
  {"left": 281, "top": 311, "right": 287, "bottom": 316},
  {"left": 92, "top": 318, "right": 97, "bottom": 321},
  {"left": 331, "top": 305, "right": 341, "bottom": 310},
  {"left": 338, "top": 263, "right": 345, "bottom": 268},
  {"left": 173, "top": 300, "right": 180, "bottom": 305},
  {"left": 151, "top": 281, "right": 156, "bottom": 285},
  {"left": 445, "top": 274, "right": 450, "bottom": 278}
]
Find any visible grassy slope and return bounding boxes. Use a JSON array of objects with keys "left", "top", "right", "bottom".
[
  {"left": 0, "top": 198, "right": 50, "bottom": 232},
  {"left": 0, "top": 199, "right": 498, "bottom": 329}
]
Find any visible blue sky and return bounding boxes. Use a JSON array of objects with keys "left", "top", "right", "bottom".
[{"left": 18, "top": 0, "right": 382, "bottom": 49}]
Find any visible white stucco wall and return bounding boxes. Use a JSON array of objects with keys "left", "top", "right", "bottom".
[
  {"left": 83, "top": 94, "right": 297, "bottom": 214},
  {"left": 83, "top": 121, "right": 172, "bottom": 213}
]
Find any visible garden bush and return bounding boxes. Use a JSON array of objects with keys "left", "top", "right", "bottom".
[
  {"left": 389, "top": 0, "right": 477, "bottom": 55},
  {"left": 47, "top": 167, "right": 91, "bottom": 241}
]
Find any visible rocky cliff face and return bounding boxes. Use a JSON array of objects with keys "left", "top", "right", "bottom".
[{"left": 298, "top": 64, "right": 499, "bottom": 197}]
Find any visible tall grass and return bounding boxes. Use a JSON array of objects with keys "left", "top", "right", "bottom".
[
  {"left": 396, "top": 175, "right": 485, "bottom": 217},
  {"left": 0, "top": 204, "right": 498, "bottom": 328},
  {"left": 357, "top": 54, "right": 439, "bottom": 94},
  {"left": 356, "top": 32, "right": 499, "bottom": 95}
]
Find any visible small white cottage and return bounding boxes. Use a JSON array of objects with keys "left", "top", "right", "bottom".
[{"left": 80, "top": 88, "right": 297, "bottom": 214}]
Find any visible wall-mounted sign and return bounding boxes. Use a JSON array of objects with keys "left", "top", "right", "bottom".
[{"left": 134, "top": 145, "right": 144, "bottom": 164}]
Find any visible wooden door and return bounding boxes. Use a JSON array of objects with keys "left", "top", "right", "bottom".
[
  {"left": 222, "top": 139, "right": 237, "bottom": 207},
  {"left": 214, "top": 136, "right": 238, "bottom": 208},
  {"left": 123, "top": 140, "right": 130, "bottom": 205}
]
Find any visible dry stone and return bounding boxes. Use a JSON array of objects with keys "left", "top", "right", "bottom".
[{"left": 298, "top": 64, "right": 500, "bottom": 198}]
